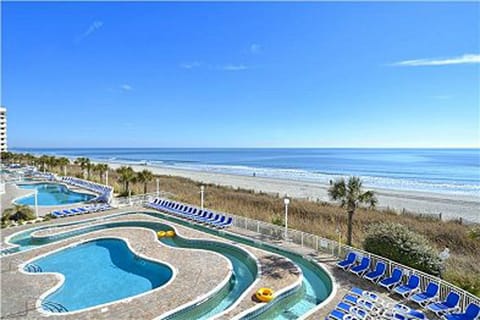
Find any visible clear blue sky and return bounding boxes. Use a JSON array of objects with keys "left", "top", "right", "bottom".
[{"left": 2, "top": 2, "right": 479, "bottom": 148}]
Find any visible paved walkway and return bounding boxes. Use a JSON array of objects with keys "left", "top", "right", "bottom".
[{"left": 1, "top": 211, "right": 302, "bottom": 319}]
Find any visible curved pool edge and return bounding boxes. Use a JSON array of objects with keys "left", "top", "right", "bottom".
[
  {"left": 156, "top": 223, "right": 259, "bottom": 320},
  {"left": 4, "top": 210, "right": 335, "bottom": 319},
  {"left": 232, "top": 268, "right": 304, "bottom": 320},
  {"left": 20, "top": 233, "right": 178, "bottom": 316},
  {"left": 12, "top": 181, "right": 98, "bottom": 208},
  {"left": 216, "top": 228, "right": 336, "bottom": 320}
]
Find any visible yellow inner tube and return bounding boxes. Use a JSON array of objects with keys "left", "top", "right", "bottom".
[
  {"left": 157, "top": 231, "right": 166, "bottom": 238},
  {"left": 166, "top": 230, "right": 175, "bottom": 237},
  {"left": 256, "top": 288, "right": 274, "bottom": 302}
]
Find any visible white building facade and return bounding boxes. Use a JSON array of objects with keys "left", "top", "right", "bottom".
[{"left": 0, "top": 107, "right": 6, "bottom": 152}]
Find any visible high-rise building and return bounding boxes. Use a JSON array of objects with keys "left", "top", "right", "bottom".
[{"left": 0, "top": 107, "right": 7, "bottom": 152}]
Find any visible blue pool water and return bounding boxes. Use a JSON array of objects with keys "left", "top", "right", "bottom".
[
  {"left": 15, "top": 183, "right": 95, "bottom": 206},
  {"left": 4, "top": 212, "right": 332, "bottom": 319},
  {"left": 26, "top": 238, "right": 172, "bottom": 312}
]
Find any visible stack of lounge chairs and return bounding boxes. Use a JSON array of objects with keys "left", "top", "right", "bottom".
[
  {"left": 51, "top": 203, "right": 112, "bottom": 218},
  {"left": 326, "top": 287, "right": 429, "bottom": 320},
  {"left": 60, "top": 176, "right": 113, "bottom": 203},
  {"left": 335, "top": 252, "right": 480, "bottom": 320},
  {"left": 146, "top": 198, "right": 233, "bottom": 229}
]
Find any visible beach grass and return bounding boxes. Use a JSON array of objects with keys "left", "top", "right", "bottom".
[{"left": 52, "top": 165, "right": 480, "bottom": 296}]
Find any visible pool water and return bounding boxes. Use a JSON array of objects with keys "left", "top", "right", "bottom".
[
  {"left": 26, "top": 238, "right": 172, "bottom": 312},
  {"left": 15, "top": 183, "right": 95, "bottom": 206},
  {"left": 6, "top": 212, "right": 333, "bottom": 319}
]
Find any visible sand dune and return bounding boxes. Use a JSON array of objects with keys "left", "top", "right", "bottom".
[{"left": 102, "top": 161, "right": 480, "bottom": 223}]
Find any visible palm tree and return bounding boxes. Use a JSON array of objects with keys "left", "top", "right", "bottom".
[
  {"left": 38, "top": 155, "right": 50, "bottom": 172},
  {"left": 93, "top": 163, "right": 109, "bottom": 182},
  {"left": 116, "top": 166, "right": 136, "bottom": 195},
  {"left": 47, "top": 156, "right": 59, "bottom": 172},
  {"left": 57, "top": 157, "right": 70, "bottom": 176},
  {"left": 137, "top": 169, "right": 154, "bottom": 194},
  {"left": 328, "top": 176, "right": 377, "bottom": 246},
  {"left": 0, "top": 151, "right": 13, "bottom": 164},
  {"left": 74, "top": 157, "right": 90, "bottom": 179}
]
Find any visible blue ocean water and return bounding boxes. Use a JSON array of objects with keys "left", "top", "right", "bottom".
[{"left": 11, "top": 148, "right": 480, "bottom": 197}]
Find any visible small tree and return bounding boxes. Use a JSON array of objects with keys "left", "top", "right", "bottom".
[
  {"left": 116, "top": 166, "right": 136, "bottom": 195},
  {"left": 94, "top": 163, "right": 109, "bottom": 183},
  {"left": 2, "top": 205, "right": 36, "bottom": 224},
  {"left": 137, "top": 169, "right": 154, "bottom": 194},
  {"left": 57, "top": 157, "right": 70, "bottom": 175},
  {"left": 328, "top": 176, "right": 377, "bottom": 245},
  {"left": 74, "top": 157, "right": 91, "bottom": 179},
  {"left": 364, "top": 223, "right": 443, "bottom": 276}
]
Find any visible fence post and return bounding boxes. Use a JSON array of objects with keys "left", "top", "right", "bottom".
[
  {"left": 301, "top": 232, "right": 304, "bottom": 247},
  {"left": 257, "top": 221, "right": 260, "bottom": 233}
]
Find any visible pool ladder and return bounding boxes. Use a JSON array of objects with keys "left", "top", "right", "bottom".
[
  {"left": 41, "top": 301, "right": 69, "bottom": 313},
  {"left": 24, "top": 263, "right": 43, "bottom": 273}
]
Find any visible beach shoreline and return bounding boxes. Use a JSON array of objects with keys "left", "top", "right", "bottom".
[{"left": 98, "top": 160, "right": 480, "bottom": 223}]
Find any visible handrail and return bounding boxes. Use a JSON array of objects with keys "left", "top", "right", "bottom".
[{"left": 143, "top": 196, "right": 480, "bottom": 311}]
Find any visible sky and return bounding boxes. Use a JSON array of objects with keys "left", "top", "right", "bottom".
[{"left": 2, "top": 2, "right": 479, "bottom": 148}]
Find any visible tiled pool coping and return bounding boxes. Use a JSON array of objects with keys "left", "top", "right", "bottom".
[{"left": 1, "top": 211, "right": 302, "bottom": 319}]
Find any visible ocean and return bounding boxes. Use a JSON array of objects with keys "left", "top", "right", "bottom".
[{"left": 10, "top": 148, "right": 480, "bottom": 198}]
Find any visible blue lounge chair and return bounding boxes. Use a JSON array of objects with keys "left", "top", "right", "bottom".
[
  {"left": 335, "top": 302, "right": 369, "bottom": 319},
  {"left": 363, "top": 261, "right": 386, "bottom": 283},
  {"left": 410, "top": 282, "right": 439, "bottom": 306},
  {"left": 349, "top": 287, "right": 379, "bottom": 302},
  {"left": 337, "top": 252, "right": 357, "bottom": 270},
  {"left": 391, "top": 304, "right": 427, "bottom": 320},
  {"left": 216, "top": 217, "right": 233, "bottom": 229},
  {"left": 343, "top": 294, "right": 360, "bottom": 305},
  {"left": 335, "top": 302, "right": 353, "bottom": 313},
  {"left": 326, "top": 309, "right": 356, "bottom": 320},
  {"left": 205, "top": 214, "right": 222, "bottom": 224},
  {"left": 427, "top": 291, "right": 460, "bottom": 316},
  {"left": 393, "top": 274, "right": 420, "bottom": 298},
  {"left": 69, "top": 208, "right": 82, "bottom": 214},
  {"left": 193, "top": 212, "right": 213, "bottom": 222},
  {"left": 350, "top": 256, "right": 371, "bottom": 276},
  {"left": 51, "top": 211, "right": 64, "bottom": 218},
  {"left": 443, "top": 303, "right": 480, "bottom": 320},
  {"left": 379, "top": 268, "right": 403, "bottom": 290},
  {"left": 342, "top": 294, "right": 376, "bottom": 313},
  {"left": 62, "top": 209, "right": 74, "bottom": 216},
  {"left": 189, "top": 210, "right": 205, "bottom": 220}
]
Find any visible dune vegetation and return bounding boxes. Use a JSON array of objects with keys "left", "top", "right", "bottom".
[{"left": 2, "top": 152, "right": 479, "bottom": 296}]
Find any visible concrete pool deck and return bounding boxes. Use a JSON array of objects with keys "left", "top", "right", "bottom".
[
  {"left": 1, "top": 181, "right": 100, "bottom": 218},
  {"left": 1, "top": 211, "right": 302, "bottom": 319},
  {"left": 0, "top": 206, "right": 443, "bottom": 319}
]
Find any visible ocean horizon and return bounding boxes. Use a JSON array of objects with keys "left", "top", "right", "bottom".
[{"left": 11, "top": 147, "right": 480, "bottom": 198}]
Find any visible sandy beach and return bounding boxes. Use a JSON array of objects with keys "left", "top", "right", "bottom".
[{"left": 101, "top": 161, "right": 480, "bottom": 223}]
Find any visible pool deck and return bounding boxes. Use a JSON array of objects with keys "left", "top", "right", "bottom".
[
  {"left": 0, "top": 206, "right": 443, "bottom": 319},
  {"left": 1, "top": 181, "right": 100, "bottom": 218},
  {"left": 1, "top": 210, "right": 302, "bottom": 319}
]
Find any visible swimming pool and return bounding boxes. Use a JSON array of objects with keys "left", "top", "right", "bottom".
[
  {"left": 4, "top": 211, "right": 333, "bottom": 319},
  {"left": 15, "top": 183, "right": 95, "bottom": 206},
  {"left": 25, "top": 238, "right": 173, "bottom": 313}
]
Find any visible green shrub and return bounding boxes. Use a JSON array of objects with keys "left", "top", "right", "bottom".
[
  {"left": 2, "top": 205, "right": 36, "bottom": 223},
  {"left": 271, "top": 214, "right": 284, "bottom": 227},
  {"left": 364, "top": 223, "right": 443, "bottom": 276}
]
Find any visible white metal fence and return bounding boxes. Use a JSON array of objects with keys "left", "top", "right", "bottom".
[
  {"left": 229, "top": 213, "right": 480, "bottom": 312},
  {"left": 140, "top": 196, "right": 479, "bottom": 312}
]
